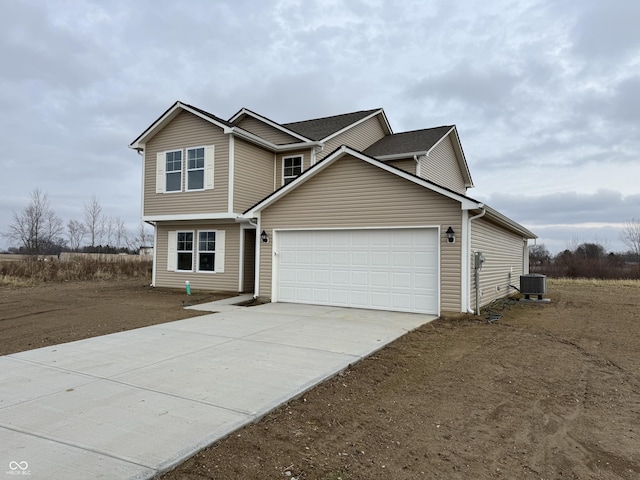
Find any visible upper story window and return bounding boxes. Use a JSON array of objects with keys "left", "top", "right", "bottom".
[
  {"left": 165, "top": 150, "right": 182, "bottom": 192},
  {"left": 156, "top": 146, "right": 214, "bottom": 194},
  {"left": 187, "top": 147, "right": 205, "bottom": 191},
  {"left": 283, "top": 155, "right": 303, "bottom": 185}
]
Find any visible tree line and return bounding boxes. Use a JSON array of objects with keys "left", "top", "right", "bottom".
[
  {"left": 2, "top": 189, "right": 152, "bottom": 256},
  {"left": 530, "top": 219, "right": 640, "bottom": 279}
]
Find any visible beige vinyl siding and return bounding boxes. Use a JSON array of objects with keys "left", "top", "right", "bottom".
[
  {"left": 386, "top": 158, "right": 416, "bottom": 175},
  {"left": 259, "top": 154, "right": 463, "bottom": 312},
  {"left": 233, "top": 138, "right": 276, "bottom": 213},
  {"left": 275, "top": 149, "right": 312, "bottom": 189},
  {"left": 155, "top": 221, "right": 240, "bottom": 291},
  {"left": 420, "top": 136, "right": 467, "bottom": 194},
  {"left": 144, "top": 111, "right": 229, "bottom": 217},
  {"left": 317, "top": 115, "right": 386, "bottom": 161},
  {"left": 236, "top": 116, "right": 300, "bottom": 145},
  {"left": 470, "top": 218, "right": 526, "bottom": 311}
]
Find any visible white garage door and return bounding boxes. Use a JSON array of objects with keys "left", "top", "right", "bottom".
[{"left": 276, "top": 228, "right": 438, "bottom": 314}]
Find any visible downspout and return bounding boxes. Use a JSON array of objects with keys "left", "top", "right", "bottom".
[
  {"left": 467, "top": 206, "right": 486, "bottom": 314},
  {"left": 313, "top": 144, "right": 324, "bottom": 165},
  {"left": 251, "top": 216, "right": 261, "bottom": 299}
]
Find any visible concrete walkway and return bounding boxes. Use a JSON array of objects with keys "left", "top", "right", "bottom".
[{"left": 0, "top": 300, "right": 436, "bottom": 479}]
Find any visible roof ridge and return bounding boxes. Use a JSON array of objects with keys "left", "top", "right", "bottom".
[
  {"left": 388, "top": 125, "right": 454, "bottom": 135},
  {"left": 282, "top": 108, "right": 381, "bottom": 126}
]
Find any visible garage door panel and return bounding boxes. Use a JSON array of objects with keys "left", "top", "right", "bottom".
[
  {"left": 350, "top": 290, "right": 369, "bottom": 308},
  {"left": 371, "top": 251, "right": 390, "bottom": 266},
  {"left": 313, "top": 269, "right": 330, "bottom": 285},
  {"left": 313, "top": 288, "right": 330, "bottom": 303},
  {"left": 332, "top": 251, "right": 349, "bottom": 265},
  {"left": 392, "top": 272, "right": 412, "bottom": 288},
  {"left": 331, "top": 289, "right": 348, "bottom": 304},
  {"left": 351, "top": 251, "right": 368, "bottom": 266},
  {"left": 371, "top": 271, "right": 390, "bottom": 287},
  {"left": 351, "top": 270, "right": 369, "bottom": 286},
  {"left": 392, "top": 251, "right": 412, "bottom": 267},
  {"left": 296, "top": 269, "right": 313, "bottom": 283},
  {"left": 332, "top": 270, "right": 349, "bottom": 285},
  {"left": 277, "top": 229, "right": 438, "bottom": 314}
]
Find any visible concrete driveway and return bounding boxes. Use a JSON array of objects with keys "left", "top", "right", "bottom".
[{"left": 0, "top": 300, "right": 436, "bottom": 479}]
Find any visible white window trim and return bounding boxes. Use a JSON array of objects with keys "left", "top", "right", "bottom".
[
  {"left": 164, "top": 149, "right": 184, "bottom": 193},
  {"left": 282, "top": 154, "right": 303, "bottom": 186},
  {"left": 176, "top": 230, "right": 195, "bottom": 272},
  {"left": 186, "top": 146, "right": 206, "bottom": 192},
  {"left": 196, "top": 230, "right": 217, "bottom": 273}
]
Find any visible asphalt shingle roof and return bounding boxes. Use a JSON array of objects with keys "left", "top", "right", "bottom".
[
  {"left": 182, "top": 102, "right": 236, "bottom": 128},
  {"left": 363, "top": 126, "right": 453, "bottom": 157},
  {"left": 282, "top": 109, "right": 382, "bottom": 141}
]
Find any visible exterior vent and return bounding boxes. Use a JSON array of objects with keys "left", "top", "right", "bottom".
[{"left": 520, "top": 274, "right": 546, "bottom": 298}]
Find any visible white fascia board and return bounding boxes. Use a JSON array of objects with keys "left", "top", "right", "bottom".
[
  {"left": 229, "top": 108, "right": 312, "bottom": 143},
  {"left": 129, "top": 102, "right": 233, "bottom": 150},
  {"left": 231, "top": 127, "right": 320, "bottom": 152},
  {"left": 320, "top": 109, "right": 387, "bottom": 143},
  {"left": 142, "top": 213, "right": 240, "bottom": 222},
  {"left": 245, "top": 145, "right": 483, "bottom": 216},
  {"left": 374, "top": 151, "right": 429, "bottom": 161}
]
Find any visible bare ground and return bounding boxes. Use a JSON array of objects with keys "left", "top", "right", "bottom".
[{"left": 1, "top": 279, "right": 639, "bottom": 479}]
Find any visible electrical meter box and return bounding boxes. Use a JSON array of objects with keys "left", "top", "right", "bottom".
[{"left": 474, "top": 251, "right": 485, "bottom": 269}]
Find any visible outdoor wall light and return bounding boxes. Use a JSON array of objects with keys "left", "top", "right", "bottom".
[
  {"left": 446, "top": 226, "right": 455, "bottom": 243},
  {"left": 260, "top": 230, "right": 269, "bottom": 243}
]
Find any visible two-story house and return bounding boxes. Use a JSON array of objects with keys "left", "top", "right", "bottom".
[{"left": 129, "top": 102, "right": 536, "bottom": 315}]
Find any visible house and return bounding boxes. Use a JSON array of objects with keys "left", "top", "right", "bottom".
[{"left": 129, "top": 101, "right": 536, "bottom": 315}]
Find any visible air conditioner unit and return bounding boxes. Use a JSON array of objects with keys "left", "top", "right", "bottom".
[{"left": 520, "top": 274, "right": 546, "bottom": 299}]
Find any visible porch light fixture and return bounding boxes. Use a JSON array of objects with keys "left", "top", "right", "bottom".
[
  {"left": 446, "top": 226, "right": 455, "bottom": 243},
  {"left": 260, "top": 230, "right": 269, "bottom": 243}
]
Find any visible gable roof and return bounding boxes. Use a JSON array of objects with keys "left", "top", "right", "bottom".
[
  {"left": 282, "top": 109, "right": 388, "bottom": 141},
  {"left": 244, "top": 144, "right": 535, "bottom": 239},
  {"left": 244, "top": 145, "right": 482, "bottom": 215},
  {"left": 363, "top": 126, "right": 453, "bottom": 157},
  {"left": 228, "top": 107, "right": 312, "bottom": 143},
  {"left": 363, "top": 125, "right": 474, "bottom": 188},
  {"left": 129, "top": 101, "right": 235, "bottom": 149}
]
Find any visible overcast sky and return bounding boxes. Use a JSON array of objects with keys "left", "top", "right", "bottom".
[{"left": 1, "top": 0, "right": 638, "bottom": 254}]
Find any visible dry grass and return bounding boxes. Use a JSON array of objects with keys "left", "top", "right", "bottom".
[
  {"left": 549, "top": 277, "right": 640, "bottom": 288},
  {"left": 0, "top": 257, "right": 152, "bottom": 285}
]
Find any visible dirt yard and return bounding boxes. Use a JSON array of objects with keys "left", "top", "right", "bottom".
[{"left": 1, "top": 279, "right": 639, "bottom": 479}]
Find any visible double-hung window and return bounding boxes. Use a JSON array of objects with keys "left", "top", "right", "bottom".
[
  {"left": 197, "top": 231, "right": 216, "bottom": 272},
  {"left": 168, "top": 229, "right": 225, "bottom": 273},
  {"left": 165, "top": 150, "right": 182, "bottom": 192},
  {"left": 157, "top": 145, "right": 214, "bottom": 193},
  {"left": 176, "top": 232, "right": 193, "bottom": 271},
  {"left": 187, "top": 147, "right": 205, "bottom": 191},
  {"left": 283, "top": 155, "right": 303, "bottom": 185}
]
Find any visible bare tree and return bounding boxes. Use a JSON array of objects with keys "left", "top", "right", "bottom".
[
  {"left": 2, "top": 188, "right": 64, "bottom": 256},
  {"left": 102, "top": 216, "right": 115, "bottom": 247},
  {"left": 67, "top": 219, "right": 87, "bottom": 251},
  {"left": 83, "top": 194, "right": 103, "bottom": 247},
  {"left": 620, "top": 218, "right": 640, "bottom": 262},
  {"left": 113, "top": 216, "right": 128, "bottom": 250}
]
